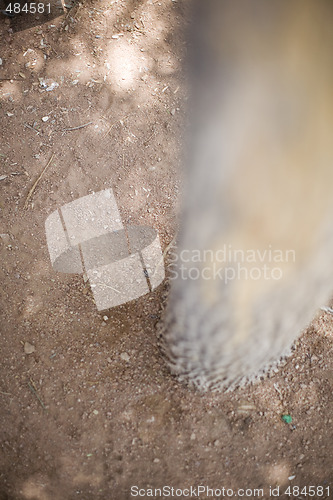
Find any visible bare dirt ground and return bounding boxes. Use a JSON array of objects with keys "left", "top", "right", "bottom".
[{"left": 0, "top": 1, "right": 333, "bottom": 499}]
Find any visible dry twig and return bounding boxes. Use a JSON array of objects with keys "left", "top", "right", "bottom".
[
  {"left": 24, "top": 153, "right": 54, "bottom": 209},
  {"left": 0, "top": 390, "right": 12, "bottom": 396},
  {"left": 102, "top": 114, "right": 131, "bottom": 140},
  {"left": 28, "top": 379, "right": 46, "bottom": 410},
  {"left": 64, "top": 121, "right": 93, "bottom": 132}
]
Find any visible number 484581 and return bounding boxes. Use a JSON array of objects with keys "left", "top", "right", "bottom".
[
  {"left": 284, "top": 485, "right": 330, "bottom": 497},
  {"left": 5, "top": 3, "right": 51, "bottom": 14}
]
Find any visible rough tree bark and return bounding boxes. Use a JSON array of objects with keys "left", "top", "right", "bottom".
[{"left": 160, "top": 0, "right": 333, "bottom": 391}]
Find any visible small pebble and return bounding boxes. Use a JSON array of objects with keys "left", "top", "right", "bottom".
[
  {"left": 103, "top": 315, "right": 108, "bottom": 321},
  {"left": 42, "top": 116, "right": 49, "bottom": 122},
  {"left": 120, "top": 352, "right": 130, "bottom": 362},
  {"left": 24, "top": 342, "right": 35, "bottom": 354},
  {"left": 93, "top": 410, "right": 99, "bottom": 415},
  {"left": 0, "top": 234, "right": 10, "bottom": 243},
  {"left": 288, "top": 475, "right": 296, "bottom": 480}
]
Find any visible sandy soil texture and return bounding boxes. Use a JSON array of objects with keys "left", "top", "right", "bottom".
[{"left": 0, "top": 1, "right": 332, "bottom": 499}]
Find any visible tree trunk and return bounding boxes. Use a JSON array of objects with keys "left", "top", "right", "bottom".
[{"left": 160, "top": 0, "right": 333, "bottom": 391}]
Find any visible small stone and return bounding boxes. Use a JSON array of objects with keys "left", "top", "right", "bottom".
[
  {"left": 237, "top": 402, "right": 256, "bottom": 414},
  {"left": 288, "top": 475, "right": 296, "bottom": 480},
  {"left": 42, "top": 116, "right": 49, "bottom": 122},
  {"left": 214, "top": 439, "right": 220, "bottom": 447},
  {"left": 153, "top": 458, "right": 160, "bottom": 463},
  {"left": 170, "top": 108, "right": 176, "bottom": 116},
  {"left": 190, "top": 433, "right": 196, "bottom": 440},
  {"left": 120, "top": 352, "right": 130, "bottom": 362},
  {"left": 103, "top": 315, "right": 108, "bottom": 321},
  {"left": 107, "top": 357, "right": 112, "bottom": 363},
  {"left": 0, "top": 58, "right": 2, "bottom": 65},
  {"left": 24, "top": 342, "right": 35, "bottom": 354},
  {"left": 93, "top": 409, "right": 99, "bottom": 415},
  {"left": 0, "top": 234, "right": 10, "bottom": 243}
]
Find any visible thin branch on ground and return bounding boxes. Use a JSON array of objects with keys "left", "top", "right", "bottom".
[{"left": 23, "top": 153, "right": 54, "bottom": 209}]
